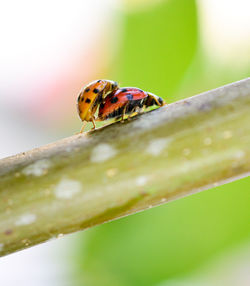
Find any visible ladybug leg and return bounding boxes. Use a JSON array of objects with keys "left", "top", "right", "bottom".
[
  {"left": 121, "top": 103, "right": 129, "bottom": 123},
  {"left": 115, "top": 116, "right": 122, "bottom": 122},
  {"left": 79, "top": 121, "right": 87, "bottom": 133},
  {"left": 127, "top": 106, "right": 139, "bottom": 121},
  {"left": 90, "top": 117, "right": 96, "bottom": 130},
  {"left": 138, "top": 107, "right": 144, "bottom": 114},
  {"left": 127, "top": 109, "right": 134, "bottom": 121}
]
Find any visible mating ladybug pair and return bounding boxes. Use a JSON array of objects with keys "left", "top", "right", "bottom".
[{"left": 77, "top": 79, "right": 165, "bottom": 132}]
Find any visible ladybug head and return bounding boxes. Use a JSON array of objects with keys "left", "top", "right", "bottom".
[
  {"left": 106, "top": 80, "right": 118, "bottom": 93},
  {"left": 147, "top": 92, "right": 165, "bottom": 107},
  {"left": 157, "top": 97, "right": 165, "bottom": 106}
]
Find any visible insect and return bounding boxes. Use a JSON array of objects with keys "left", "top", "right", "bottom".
[
  {"left": 77, "top": 79, "right": 118, "bottom": 132},
  {"left": 98, "top": 87, "right": 165, "bottom": 121}
]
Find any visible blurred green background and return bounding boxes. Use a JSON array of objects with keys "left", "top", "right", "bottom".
[{"left": 74, "top": 0, "right": 250, "bottom": 285}]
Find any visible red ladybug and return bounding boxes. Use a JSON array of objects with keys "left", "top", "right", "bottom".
[{"left": 98, "top": 87, "right": 165, "bottom": 121}]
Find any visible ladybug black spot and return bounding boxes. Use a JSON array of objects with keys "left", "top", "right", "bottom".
[
  {"left": 85, "top": 88, "right": 90, "bottom": 92},
  {"left": 93, "top": 88, "right": 100, "bottom": 93},
  {"left": 110, "top": 97, "right": 118, "bottom": 104},
  {"left": 81, "top": 97, "right": 84, "bottom": 102},
  {"left": 97, "top": 80, "right": 101, "bottom": 83},
  {"left": 121, "top": 88, "right": 128, "bottom": 93},
  {"left": 85, "top": 98, "right": 91, "bottom": 103},
  {"left": 126, "top": 94, "right": 133, "bottom": 100}
]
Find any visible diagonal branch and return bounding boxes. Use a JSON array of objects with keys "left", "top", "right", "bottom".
[{"left": 0, "top": 78, "right": 250, "bottom": 257}]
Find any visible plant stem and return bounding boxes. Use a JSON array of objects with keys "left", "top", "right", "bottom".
[{"left": 0, "top": 78, "right": 250, "bottom": 257}]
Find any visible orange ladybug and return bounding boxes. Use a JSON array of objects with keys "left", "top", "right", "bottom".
[{"left": 77, "top": 79, "right": 118, "bottom": 132}]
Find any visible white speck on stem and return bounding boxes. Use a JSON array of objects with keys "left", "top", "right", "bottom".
[
  {"left": 15, "top": 213, "right": 37, "bottom": 226},
  {"left": 90, "top": 144, "right": 117, "bottom": 163},
  {"left": 146, "top": 138, "right": 171, "bottom": 156},
  {"left": 183, "top": 148, "right": 191, "bottom": 156},
  {"left": 0, "top": 243, "right": 4, "bottom": 251},
  {"left": 223, "top": 130, "right": 233, "bottom": 139},
  {"left": 106, "top": 168, "right": 118, "bottom": 177},
  {"left": 65, "top": 146, "right": 73, "bottom": 152},
  {"left": 233, "top": 150, "right": 245, "bottom": 159},
  {"left": 135, "top": 176, "right": 148, "bottom": 187},
  {"left": 22, "top": 159, "right": 51, "bottom": 176},
  {"left": 54, "top": 179, "right": 82, "bottom": 199},
  {"left": 204, "top": 137, "right": 212, "bottom": 146}
]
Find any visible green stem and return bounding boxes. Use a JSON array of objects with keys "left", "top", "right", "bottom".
[{"left": 0, "top": 78, "right": 250, "bottom": 257}]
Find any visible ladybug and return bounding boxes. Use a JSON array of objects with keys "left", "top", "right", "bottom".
[
  {"left": 77, "top": 79, "right": 118, "bottom": 132},
  {"left": 98, "top": 87, "right": 165, "bottom": 121}
]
